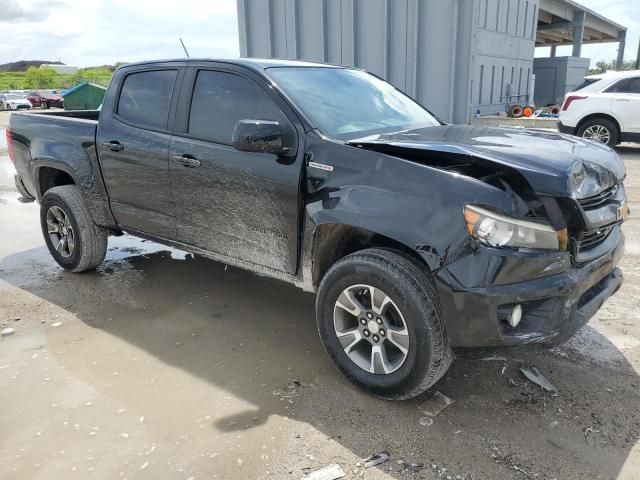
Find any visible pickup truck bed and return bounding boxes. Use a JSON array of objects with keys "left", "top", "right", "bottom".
[{"left": 10, "top": 110, "right": 116, "bottom": 230}]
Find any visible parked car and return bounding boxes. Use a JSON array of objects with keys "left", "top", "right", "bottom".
[
  {"left": 558, "top": 70, "right": 640, "bottom": 147},
  {"left": 0, "top": 93, "right": 32, "bottom": 110},
  {"left": 26, "top": 91, "right": 64, "bottom": 109},
  {"left": 7, "top": 59, "right": 627, "bottom": 399}
]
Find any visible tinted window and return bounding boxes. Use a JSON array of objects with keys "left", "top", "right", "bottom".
[
  {"left": 118, "top": 70, "right": 177, "bottom": 130},
  {"left": 188, "top": 71, "right": 285, "bottom": 144},
  {"left": 624, "top": 77, "right": 640, "bottom": 94},
  {"left": 574, "top": 79, "right": 598, "bottom": 91},
  {"left": 605, "top": 78, "right": 632, "bottom": 93}
]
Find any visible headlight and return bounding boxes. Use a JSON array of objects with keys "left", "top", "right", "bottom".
[{"left": 464, "top": 205, "right": 565, "bottom": 251}]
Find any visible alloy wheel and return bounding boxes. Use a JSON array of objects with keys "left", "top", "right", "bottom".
[
  {"left": 333, "top": 284, "right": 409, "bottom": 374},
  {"left": 46, "top": 205, "right": 75, "bottom": 258},
  {"left": 582, "top": 124, "right": 610, "bottom": 144}
]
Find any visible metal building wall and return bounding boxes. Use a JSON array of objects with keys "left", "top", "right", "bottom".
[
  {"left": 237, "top": 0, "right": 538, "bottom": 123},
  {"left": 473, "top": 0, "right": 539, "bottom": 115}
]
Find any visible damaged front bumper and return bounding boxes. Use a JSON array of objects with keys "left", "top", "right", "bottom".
[{"left": 434, "top": 228, "right": 624, "bottom": 348}]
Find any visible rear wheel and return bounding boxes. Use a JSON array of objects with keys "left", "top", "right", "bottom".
[
  {"left": 40, "top": 185, "right": 108, "bottom": 272},
  {"left": 316, "top": 248, "right": 453, "bottom": 400},
  {"left": 577, "top": 117, "right": 619, "bottom": 147},
  {"left": 6, "top": 104, "right": 11, "bottom": 111},
  {"left": 43, "top": 102, "right": 50, "bottom": 109}
]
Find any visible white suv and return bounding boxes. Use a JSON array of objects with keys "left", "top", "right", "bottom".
[{"left": 558, "top": 70, "right": 640, "bottom": 147}]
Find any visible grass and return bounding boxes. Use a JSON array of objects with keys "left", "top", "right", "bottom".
[{"left": 0, "top": 69, "right": 113, "bottom": 91}]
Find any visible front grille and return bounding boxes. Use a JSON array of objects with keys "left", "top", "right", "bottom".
[
  {"left": 578, "top": 226, "right": 613, "bottom": 251},
  {"left": 578, "top": 185, "right": 617, "bottom": 209}
]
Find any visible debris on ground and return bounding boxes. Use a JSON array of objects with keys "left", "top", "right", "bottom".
[
  {"left": 399, "top": 462, "right": 426, "bottom": 474},
  {"left": 416, "top": 391, "right": 454, "bottom": 417},
  {"left": 302, "top": 464, "right": 345, "bottom": 480},
  {"left": 418, "top": 417, "right": 434, "bottom": 426},
  {"left": 272, "top": 380, "right": 303, "bottom": 398},
  {"left": 51, "top": 322, "right": 63, "bottom": 327},
  {"left": 1, "top": 327, "right": 15, "bottom": 336},
  {"left": 362, "top": 450, "right": 390, "bottom": 468},
  {"left": 584, "top": 426, "right": 600, "bottom": 438},
  {"left": 520, "top": 366, "right": 558, "bottom": 393},
  {"left": 481, "top": 355, "right": 507, "bottom": 361}
]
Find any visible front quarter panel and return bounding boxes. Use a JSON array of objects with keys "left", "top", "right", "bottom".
[{"left": 303, "top": 133, "right": 515, "bottom": 271}]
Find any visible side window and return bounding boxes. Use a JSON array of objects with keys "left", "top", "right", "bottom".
[
  {"left": 625, "top": 78, "right": 640, "bottom": 94},
  {"left": 118, "top": 70, "right": 177, "bottom": 130},
  {"left": 188, "top": 70, "right": 286, "bottom": 144},
  {"left": 605, "top": 79, "right": 630, "bottom": 93}
]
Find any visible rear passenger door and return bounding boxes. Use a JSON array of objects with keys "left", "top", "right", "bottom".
[
  {"left": 609, "top": 77, "right": 640, "bottom": 133},
  {"left": 168, "top": 65, "right": 303, "bottom": 274},
  {"left": 97, "top": 65, "right": 183, "bottom": 239}
]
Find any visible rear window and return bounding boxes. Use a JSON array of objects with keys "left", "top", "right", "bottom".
[
  {"left": 574, "top": 79, "right": 598, "bottom": 91},
  {"left": 117, "top": 70, "right": 177, "bottom": 130}
]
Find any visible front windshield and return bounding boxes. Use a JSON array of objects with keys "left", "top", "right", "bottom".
[
  {"left": 267, "top": 67, "right": 440, "bottom": 140},
  {"left": 6, "top": 94, "right": 23, "bottom": 100}
]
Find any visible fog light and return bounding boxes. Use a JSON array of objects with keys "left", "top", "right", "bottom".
[{"left": 507, "top": 304, "right": 523, "bottom": 328}]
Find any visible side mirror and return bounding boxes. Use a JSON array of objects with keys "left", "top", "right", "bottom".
[{"left": 232, "top": 119, "right": 291, "bottom": 156}]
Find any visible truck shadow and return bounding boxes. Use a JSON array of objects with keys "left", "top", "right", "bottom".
[{"left": 1, "top": 244, "right": 639, "bottom": 479}]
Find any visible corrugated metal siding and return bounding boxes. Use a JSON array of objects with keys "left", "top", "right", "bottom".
[
  {"left": 473, "top": 0, "right": 539, "bottom": 115},
  {"left": 238, "top": 0, "right": 537, "bottom": 123}
]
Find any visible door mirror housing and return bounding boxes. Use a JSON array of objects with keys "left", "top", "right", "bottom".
[{"left": 232, "top": 120, "right": 292, "bottom": 156}]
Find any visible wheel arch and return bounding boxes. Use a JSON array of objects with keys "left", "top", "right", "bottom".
[
  {"left": 35, "top": 164, "right": 76, "bottom": 200},
  {"left": 308, "top": 222, "right": 432, "bottom": 289},
  {"left": 576, "top": 113, "right": 622, "bottom": 136}
]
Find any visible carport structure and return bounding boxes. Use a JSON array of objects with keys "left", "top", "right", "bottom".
[{"left": 537, "top": 0, "right": 627, "bottom": 67}]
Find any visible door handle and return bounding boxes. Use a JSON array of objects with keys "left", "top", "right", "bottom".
[
  {"left": 615, "top": 98, "right": 630, "bottom": 102},
  {"left": 173, "top": 154, "right": 201, "bottom": 168},
  {"left": 101, "top": 141, "right": 124, "bottom": 152}
]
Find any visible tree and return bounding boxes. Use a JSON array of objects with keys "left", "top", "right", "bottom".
[
  {"left": 588, "top": 59, "right": 637, "bottom": 75},
  {"left": 69, "top": 67, "right": 113, "bottom": 87},
  {"left": 24, "top": 66, "right": 57, "bottom": 89}
]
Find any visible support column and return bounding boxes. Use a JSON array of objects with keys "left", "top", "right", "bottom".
[
  {"left": 636, "top": 37, "right": 640, "bottom": 70},
  {"left": 550, "top": 45, "right": 556, "bottom": 57},
  {"left": 572, "top": 11, "right": 585, "bottom": 57},
  {"left": 616, "top": 30, "right": 626, "bottom": 70}
]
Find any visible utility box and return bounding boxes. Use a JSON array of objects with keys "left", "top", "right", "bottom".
[
  {"left": 62, "top": 82, "right": 107, "bottom": 110},
  {"left": 532, "top": 56, "right": 590, "bottom": 106},
  {"left": 237, "top": 0, "right": 539, "bottom": 124}
]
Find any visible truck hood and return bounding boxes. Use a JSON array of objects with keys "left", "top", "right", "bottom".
[{"left": 347, "top": 124, "right": 625, "bottom": 199}]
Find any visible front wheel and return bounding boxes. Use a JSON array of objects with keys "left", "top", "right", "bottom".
[
  {"left": 43, "top": 102, "right": 50, "bottom": 109},
  {"left": 577, "top": 117, "right": 619, "bottom": 147},
  {"left": 316, "top": 248, "right": 453, "bottom": 400},
  {"left": 40, "top": 185, "right": 108, "bottom": 272}
]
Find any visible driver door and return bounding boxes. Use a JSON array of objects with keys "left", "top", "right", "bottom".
[{"left": 168, "top": 66, "right": 303, "bottom": 274}]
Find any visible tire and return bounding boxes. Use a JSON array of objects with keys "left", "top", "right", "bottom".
[
  {"left": 577, "top": 117, "right": 619, "bottom": 147},
  {"left": 316, "top": 248, "right": 453, "bottom": 400},
  {"left": 43, "top": 102, "right": 50, "bottom": 109},
  {"left": 40, "top": 185, "right": 108, "bottom": 272},
  {"left": 508, "top": 105, "right": 523, "bottom": 118},
  {"left": 6, "top": 104, "right": 11, "bottom": 111}
]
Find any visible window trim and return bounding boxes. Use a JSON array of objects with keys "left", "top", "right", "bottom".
[
  {"left": 172, "top": 66, "right": 297, "bottom": 148},
  {"left": 113, "top": 67, "right": 181, "bottom": 134}
]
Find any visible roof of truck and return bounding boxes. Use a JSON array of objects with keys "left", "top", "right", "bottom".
[{"left": 118, "top": 57, "right": 343, "bottom": 71}]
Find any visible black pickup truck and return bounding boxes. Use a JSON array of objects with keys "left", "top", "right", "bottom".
[{"left": 8, "top": 58, "right": 628, "bottom": 399}]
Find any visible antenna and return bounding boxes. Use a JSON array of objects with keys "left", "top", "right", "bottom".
[{"left": 180, "top": 38, "right": 190, "bottom": 58}]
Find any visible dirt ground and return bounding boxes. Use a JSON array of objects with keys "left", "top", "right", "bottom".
[{"left": 1, "top": 108, "right": 639, "bottom": 480}]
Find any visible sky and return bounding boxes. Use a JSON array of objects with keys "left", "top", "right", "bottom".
[{"left": 0, "top": 0, "right": 637, "bottom": 68}]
